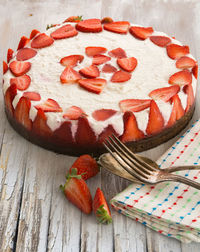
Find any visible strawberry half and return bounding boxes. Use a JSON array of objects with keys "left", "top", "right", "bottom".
[
  {"left": 168, "top": 70, "right": 192, "bottom": 86},
  {"left": 129, "top": 26, "right": 154, "bottom": 40},
  {"left": 60, "top": 67, "right": 81, "bottom": 84},
  {"left": 167, "top": 94, "right": 184, "bottom": 127},
  {"left": 35, "top": 98, "right": 63, "bottom": 112},
  {"left": 102, "top": 64, "right": 117, "bottom": 73},
  {"left": 60, "top": 168, "right": 92, "bottom": 214},
  {"left": 166, "top": 44, "right": 189, "bottom": 60},
  {"left": 3, "top": 61, "right": 8, "bottom": 74},
  {"left": 111, "top": 70, "right": 131, "bottom": 82},
  {"left": 51, "top": 24, "right": 78, "bottom": 39},
  {"left": 4, "top": 84, "right": 17, "bottom": 116},
  {"left": 119, "top": 99, "right": 151, "bottom": 112},
  {"left": 104, "top": 21, "right": 130, "bottom": 34},
  {"left": 31, "top": 33, "right": 54, "bottom": 49},
  {"left": 176, "top": 56, "right": 196, "bottom": 69},
  {"left": 108, "top": 48, "right": 127, "bottom": 59},
  {"left": 101, "top": 17, "right": 113, "bottom": 24},
  {"left": 64, "top": 16, "right": 83, "bottom": 23},
  {"left": 17, "top": 36, "right": 30, "bottom": 50},
  {"left": 9, "top": 61, "right": 31, "bottom": 77},
  {"left": 79, "top": 65, "right": 100, "bottom": 78},
  {"left": 150, "top": 36, "right": 171, "bottom": 47},
  {"left": 98, "top": 125, "right": 119, "bottom": 144},
  {"left": 63, "top": 106, "right": 86, "bottom": 120},
  {"left": 183, "top": 84, "right": 195, "bottom": 112},
  {"left": 117, "top": 57, "right": 137, "bottom": 72},
  {"left": 78, "top": 78, "right": 106, "bottom": 94},
  {"left": 69, "top": 155, "right": 99, "bottom": 180},
  {"left": 76, "top": 19, "right": 102, "bottom": 33},
  {"left": 53, "top": 121, "right": 73, "bottom": 145},
  {"left": 16, "top": 48, "right": 37, "bottom": 61},
  {"left": 146, "top": 100, "right": 164, "bottom": 135},
  {"left": 30, "top": 29, "right": 40, "bottom": 39},
  {"left": 7, "top": 48, "right": 14, "bottom": 63},
  {"left": 23, "top": 92, "right": 41, "bottom": 101},
  {"left": 92, "top": 109, "right": 117, "bottom": 121},
  {"left": 85, "top": 46, "right": 107, "bottom": 57},
  {"left": 60, "top": 55, "right": 84, "bottom": 67},
  {"left": 92, "top": 55, "right": 111, "bottom": 65},
  {"left": 148, "top": 85, "right": 180, "bottom": 102},
  {"left": 93, "top": 188, "right": 112, "bottom": 224},
  {"left": 10, "top": 75, "right": 31, "bottom": 91},
  {"left": 192, "top": 65, "right": 198, "bottom": 79}
]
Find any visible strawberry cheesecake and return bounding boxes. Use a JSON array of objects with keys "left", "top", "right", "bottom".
[{"left": 2, "top": 17, "right": 198, "bottom": 156}]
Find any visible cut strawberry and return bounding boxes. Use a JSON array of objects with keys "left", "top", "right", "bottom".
[
  {"left": 3, "top": 61, "right": 8, "bottom": 74},
  {"left": 92, "top": 109, "right": 117, "bottom": 121},
  {"left": 60, "top": 168, "right": 92, "bottom": 214},
  {"left": 53, "top": 121, "right": 73, "bottom": 145},
  {"left": 23, "top": 92, "right": 41, "bottom": 101},
  {"left": 192, "top": 64, "right": 198, "bottom": 79},
  {"left": 16, "top": 48, "right": 37, "bottom": 61},
  {"left": 117, "top": 57, "right": 137, "bottom": 72},
  {"left": 14, "top": 97, "right": 32, "bottom": 130},
  {"left": 78, "top": 78, "right": 106, "bottom": 94},
  {"left": 150, "top": 36, "right": 171, "bottom": 47},
  {"left": 119, "top": 99, "right": 151, "bottom": 112},
  {"left": 102, "top": 64, "right": 117, "bottom": 73},
  {"left": 63, "top": 106, "right": 86, "bottom": 120},
  {"left": 69, "top": 155, "right": 99, "bottom": 180},
  {"left": 92, "top": 55, "right": 111, "bottom": 65},
  {"left": 30, "top": 29, "right": 40, "bottom": 39},
  {"left": 167, "top": 94, "right": 184, "bottom": 127},
  {"left": 35, "top": 98, "right": 63, "bottom": 112},
  {"left": 10, "top": 75, "right": 31, "bottom": 91},
  {"left": 120, "top": 112, "right": 144, "bottom": 142},
  {"left": 60, "top": 55, "right": 84, "bottom": 67},
  {"left": 104, "top": 21, "right": 130, "bottom": 34},
  {"left": 101, "top": 17, "right": 113, "bottom": 24},
  {"left": 9, "top": 61, "right": 31, "bottom": 77},
  {"left": 51, "top": 24, "right": 78, "bottom": 39},
  {"left": 146, "top": 100, "right": 164, "bottom": 135},
  {"left": 98, "top": 125, "right": 119, "bottom": 144},
  {"left": 176, "top": 56, "right": 196, "bottom": 69},
  {"left": 7, "top": 48, "right": 14, "bottom": 63},
  {"left": 79, "top": 65, "right": 100, "bottom": 78},
  {"left": 168, "top": 70, "right": 192, "bottom": 86},
  {"left": 64, "top": 16, "right": 83, "bottom": 23},
  {"left": 17, "top": 36, "right": 30, "bottom": 50},
  {"left": 148, "top": 85, "right": 180, "bottom": 102},
  {"left": 111, "top": 70, "right": 131, "bottom": 82},
  {"left": 183, "top": 84, "right": 195, "bottom": 112},
  {"left": 166, "top": 44, "right": 189, "bottom": 60},
  {"left": 76, "top": 19, "right": 102, "bottom": 33},
  {"left": 93, "top": 188, "right": 112, "bottom": 224},
  {"left": 129, "top": 26, "right": 154, "bottom": 40},
  {"left": 108, "top": 48, "right": 127, "bottom": 59},
  {"left": 85, "top": 46, "right": 107, "bottom": 57},
  {"left": 4, "top": 84, "right": 17, "bottom": 116},
  {"left": 31, "top": 33, "right": 54, "bottom": 49},
  {"left": 60, "top": 67, "right": 81, "bottom": 84}
]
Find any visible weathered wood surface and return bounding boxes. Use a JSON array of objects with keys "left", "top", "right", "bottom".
[{"left": 0, "top": 0, "right": 200, "bottom": 251}]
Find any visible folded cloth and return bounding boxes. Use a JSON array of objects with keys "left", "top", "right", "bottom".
[{"left": 110, "top": 119, "right": 200, "bottom": 243}]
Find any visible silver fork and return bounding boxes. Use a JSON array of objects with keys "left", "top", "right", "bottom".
[{"left": 103, "top": 135, "right": 200, "bottom": 190}]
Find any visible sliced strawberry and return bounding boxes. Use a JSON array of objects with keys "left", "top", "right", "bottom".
[
  {"left": 78, "top": 78, "right": 106, "bottom": 94},
  {"left": 129, "top": 26, "right": 154, "bottom": 40},
  {"left": 3, "top": 61, "right": 8, "bottom": 74},
  {"left": 35, "top": 98, "right": 63, "bottom": 112},
  {"left": 51, "top": 24, "right": 78, "bottom": 39},
  {"left": 92, "top": 109, "right": 117, "bottom": 121},
  {"left": 101, "top": 17, "right": 113, "bottom": 24},
  {"left": 69, "top": 155, "right": 99, "bottom": 180},
  {"left": 176, "top": 56, "right": 196, "bottom": 69},
  {"left": 102, "top": 64, "right": 117, "bottom": 73},
  {"left": 60, "top": 168, "right": 92, "bottom": 214},
  {"left": 17, "top": 36, "right": 30, "bottom": 50},
  {"left": 117, "top": 57, "right": 137, "bottom": 72},
  {"left": 192, "top": 64, "right": 198, "bottom": 79},
  {"left": 14, "top": 97, "right": 32, "bottom": 130},
  {"left": 63, "top": 106, "right": 86, "bottom": 120},
  {"left": 31, "top": 33, "right": 54, "bottom": 49},
  {"left": 146, "top": 100, "right": 164, "bottom": 135},
  {"left": 16, "top": 48, "right": 37, "bottom": 61},
  {"left": 92, "top": 55, "right": 111, "bottom": 65},
  {"left": 98, "top": 125, "right": 119, "bottom": 144},
  {"left": 166, "top": 44, "right": 189, "bottom": 60},
  {"left": 10, "top": 75, "right": 31, "bottom": 91},
  {"left": 168, "top": 70, "right": 192, "bottom": 86},
  {"left": 30, "top": 29, "right": 40, "bottom": 39},
  {"left": 108, "top": 48, "right": 126, "bottom": 59},
  {"left": 9, "top": 61, "right": 31, "bottom": 77},
  {"left": 79, "top": 65, "right": 100, "bottom": 78},
  {"left": 119, "top": 99, "right": 151, "bottom": 112},
  {"left": 23, "top": 92, "right": 41, "bottom": 101},
  {"left": 148, "top": 85, "right": 180, "bottom": 102},
  {"left": 60, "top": 67, "right": 81, "bottom": 84},
  {"left": 53, "top": 121, "right": 73, "bottom": 145},
  {"left": 4, "top": 84, "right": 17, "bottom": 116},
  {"left": 104, "top": 21, "right": 130, "bottom": 34},
  {"left": 7, "top": 48, "right": 14, "bottom": 63},
  {"left": 111, "top": 70, "right": 131, "bottom": 83},
  {"left": 60, "top": 55, "right": 84, "bottom": 67},
  {"left": 76, "top": 19, "right": 102, "bottom": 33},
  {"left": 93, "top": 188, "right": 112, "bottom": 224},
  {"left": 64, "top": 16, "right": 83, "bottom": 23},
  {"left": 167, "top": 94, "right": 184, "bottom": 127},
  {"left": 183, "top": 84, "right": 195, "bottom": 112},
  {"left": 150, "top": 36, "right": 171, "bottom": 47},
  {"left": 85, "top": 46, "right": 107, "bottom": 57}
]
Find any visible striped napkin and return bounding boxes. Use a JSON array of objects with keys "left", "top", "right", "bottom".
[{"left": 110, "top": 119, "right": 200, "bottom": 243}]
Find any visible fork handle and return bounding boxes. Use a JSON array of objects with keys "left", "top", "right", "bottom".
[
  {"left": 166, "top": 173, "right": 200, "bottom": 190},
  {"left": 164, "top": 165, "right": 200, "bottom": 173}
]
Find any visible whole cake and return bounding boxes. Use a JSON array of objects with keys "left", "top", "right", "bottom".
[{"left": 2, "top": 17, "right": 198, "bottom": 156}]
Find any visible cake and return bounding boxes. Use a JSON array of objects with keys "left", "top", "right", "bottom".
[{"left": 2, "top": 17, "right": 198, "bottom": 156}]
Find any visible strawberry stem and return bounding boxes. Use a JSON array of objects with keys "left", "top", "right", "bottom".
[{"left": 96, "top": 205, "right": 112, "bottom": 224}]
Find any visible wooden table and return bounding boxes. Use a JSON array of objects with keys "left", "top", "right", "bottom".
[{"left": 0, "top": 0, "right": 200, "bottom": 251}]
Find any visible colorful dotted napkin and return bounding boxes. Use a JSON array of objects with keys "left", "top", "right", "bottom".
[{"left": 110, "top": 119, "right": 200, "bottom": 243}]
